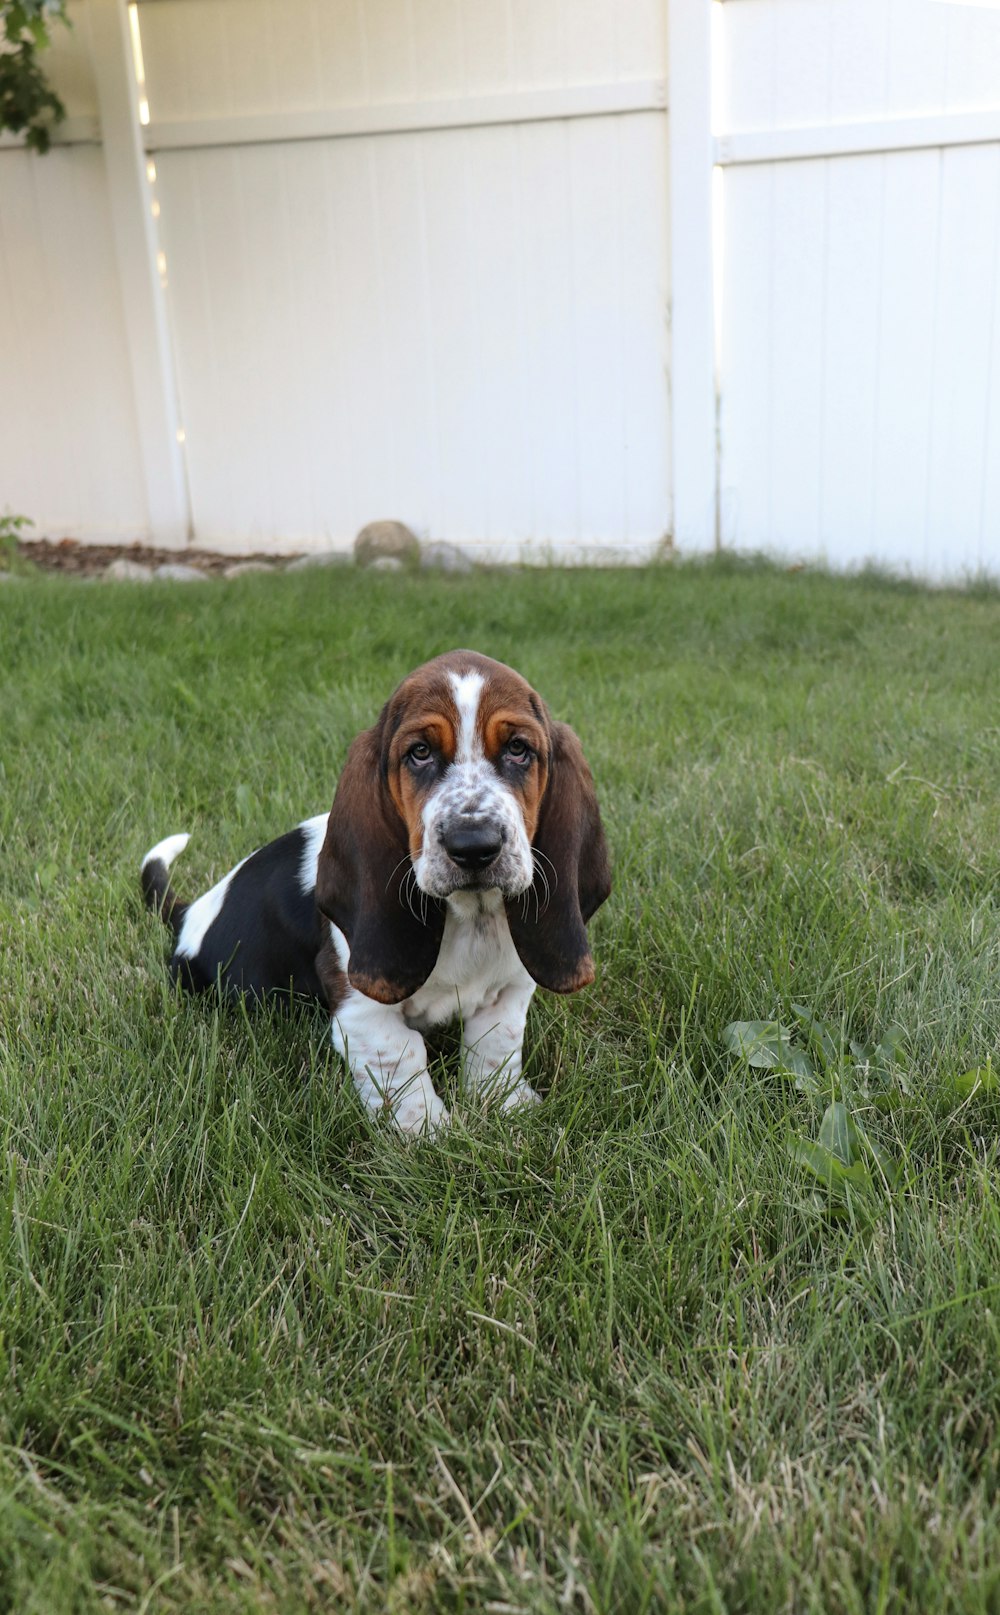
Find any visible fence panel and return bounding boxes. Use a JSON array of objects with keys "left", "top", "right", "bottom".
[
  {"left": 142, "top": 0, "right": 671, "bottom": 557},
  {"left": 153, "top": 114, "right": 668, "bottom": 555},
  {"left": 0, "top": 5, "right": 148, "bottom": 541},
  {"left": 717, "top": 0, "right": 1000, "bottom": 577}
]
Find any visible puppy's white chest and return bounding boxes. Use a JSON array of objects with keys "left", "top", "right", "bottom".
[{"left": 403, "top": 892, "right": 528, "bottom": 1030}]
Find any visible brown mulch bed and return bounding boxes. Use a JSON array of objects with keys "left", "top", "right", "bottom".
[{"left": 17, "top": 538, "right": 297, "bottom": 577}]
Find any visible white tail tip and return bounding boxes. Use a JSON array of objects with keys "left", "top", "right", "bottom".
[{"left": 141, "top": 832, "right": 190, "bottom": 871}]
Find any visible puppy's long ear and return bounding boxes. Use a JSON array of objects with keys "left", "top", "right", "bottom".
[
  {"left": 315, "top": 716, "right": 444, "bottom": 1004},
  {"left": 506, "top": 721, "right": 611, "bottom": 994}
]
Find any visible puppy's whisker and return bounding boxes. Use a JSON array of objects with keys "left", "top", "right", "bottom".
[
  {"left": 387, "top": 852, "right": 413, "bottom": 896},
  {"left": 531, "top": 850, "right": 552, "bottom": 918},
  {"left": 532, "top": 847, "right": 558, "bottom": 890},
  {"left": 398, "top": 865, "right": 419, "bottom": 923}
]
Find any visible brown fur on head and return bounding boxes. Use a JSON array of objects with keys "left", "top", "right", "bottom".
[{"left": 315, "top": 652, "right": 610, "bottom": 1003}]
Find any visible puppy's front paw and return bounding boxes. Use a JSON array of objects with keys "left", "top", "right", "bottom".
[
  {"left": 495, "top": 1080, "right": 542, "bottom": 1114},
  {"left": 393, "top": 1089, "right": 450, "bottom": 1138}
]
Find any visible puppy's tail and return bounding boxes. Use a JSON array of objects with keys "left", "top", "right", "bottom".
[{"left": 140, "top": 833, "right": 191, "bottom": 935}]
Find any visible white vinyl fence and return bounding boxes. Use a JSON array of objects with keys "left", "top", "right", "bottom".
[
  {"left": 1, "top": 0, "right": 673, "bottom": 560},
  {"left": 0, "top": 8, "right": 153, "bottom": 543},
  {"left": 2, "top": 0, "right": 1000, "bottom": 576},
  {"left": 713, "top": 0, "right": 1000, "bottom": 579}
]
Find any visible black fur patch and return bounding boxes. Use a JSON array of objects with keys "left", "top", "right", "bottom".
[{"left": 170, "top": 827, "right": 327, "bottom": 1007}]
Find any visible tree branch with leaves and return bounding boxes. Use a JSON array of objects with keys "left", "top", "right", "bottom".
[{"left": 1, "top": 0, "right": 70, "bottom": 153}]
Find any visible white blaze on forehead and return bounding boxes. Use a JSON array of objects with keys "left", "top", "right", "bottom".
[{"left": 448, "top": 670, "right": 486, "bottom": 764}]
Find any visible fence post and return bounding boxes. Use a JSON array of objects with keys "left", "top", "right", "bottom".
[
  {"left": 88, "top": 0, "right": 190, "bottom": 546},
  {"left": 667, "top": 0, "right": 718, "bottom": 552}
]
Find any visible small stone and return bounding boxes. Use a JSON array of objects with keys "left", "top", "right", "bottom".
[
  {"left": 369, "top": 556, "right": 404, "bottom": 573},
  {"left": 419, "top": 540, "right": 474, "bottom": 574},
  {"left": 285, "top": 551, "right": 352, "bottom": 571},
  {"left": 354, "top": 519, "right": 419, "bottom": 568},
  {"left": 222, "top": 561, "right": 274, "bottom": 578},
  {"left": 105, "top": 558, "right": 154, "bottom": 582},
  {"left": 155, "top": 563, "right": 208, "bottom": 582}
]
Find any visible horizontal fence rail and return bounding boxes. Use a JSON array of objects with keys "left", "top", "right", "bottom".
[
  {"left": 716, "top": 108, "right": 1000, "bottom": 166},
  {"left": 0, "top": 115, "right": 101, "bottom": 149},
  {"left": 145, "top": 80, "right": 668, "bottom": 153}
]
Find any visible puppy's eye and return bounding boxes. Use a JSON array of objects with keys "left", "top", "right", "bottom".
[
  {"left": 505, "top": 738, "right": 532, "bottom": 765},
  {"left": 407, "top": 741, "right": 433, "bottom": 765}
]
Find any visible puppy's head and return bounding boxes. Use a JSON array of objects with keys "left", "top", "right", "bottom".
[{"left": 316, "top": 651, "right": 610, "bottom": 1002}]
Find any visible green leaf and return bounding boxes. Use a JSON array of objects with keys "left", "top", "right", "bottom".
[
  {"left": 851, "top": 1026, "right": 906, "bottom": 1078},
  {"left": 796, "top": 1104, "right": 900, "bottom": 1193},
  {"left": 787, "top": 1138, "right": 878, "bottom": 1212},
  {"left": 779, "top": 1046, "right": 819, "bottom": 1082},
  {"left": 235, "top": 783, "right": 253, "bottom": 822},
  {"left": 5, "top": 7, "right": 28, "bottom": 43},
  {"left": 870, "top": 1088, "right": 906, "bottom": 1114},
  {"left": 788, "top": 1137, "right": 849, "bottom": 1188},
  {"left": 818, "top": 1100, "right": 860, "bottom": 1167},
  {"left": 722, "top": 1020, "right": 814, "bottom": 1077},
  {"left": 34, "top": 859, "right": 58, "bottom": 893},
  {"left": 773, "top": 1063, "right": 825, "bottom": 1097},
  {"left": 723, "top": 1020, "right": 784, "bottom": 1067},
  {"left": 876, "top": 1026, "right": 906, "bottom": 1064},
  {"left": 949, "top": 1064, "right": 999, "bottom": 1101},
  {"left": 861, "top": 1133, "right": 901, "bottom": 1186},
  {"left": 790, "top": 1004, "right": 839, "bottom": 1064},
  {"left": 0, "top": 1, "right": 69, "bottom": 150},
  {"left": 840, "top": 1159, "right": 878, "bottom": 1195}
]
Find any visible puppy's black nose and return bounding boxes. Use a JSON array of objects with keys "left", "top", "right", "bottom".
[{"left": 443, "top": 822, "right": 504, "bottom": 871}]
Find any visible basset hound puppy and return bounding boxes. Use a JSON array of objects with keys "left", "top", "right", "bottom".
[{"left": 142, "top": 650, "right": 610, "bottom": 1135}]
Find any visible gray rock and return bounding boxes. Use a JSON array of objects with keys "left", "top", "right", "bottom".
[
  {"left": 222, "top": 561, "right": 274, "bottom": 578},
  {"left": 369, "top": 555, "right": 404, "bottom": 573},
  {"left": 354, "top": 519, "right": 419, "bottom": 568},
  {"left": 155, "top": 563, "right": 209, "bottom": 582},
  {"left": 285, "top": 550, "right": 352, "bottom": 571},
  {"left": 419, "top": 540, "right": 474, "bottom": 574},
  {"left": 0, "top": 571, "right": 23, "bottom": 584},
  {"left": 105, "top": 558, "right": 154, "bottom": 582}
]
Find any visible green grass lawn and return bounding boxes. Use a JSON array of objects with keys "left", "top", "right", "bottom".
[{"left": 1, "top": 558, "right": 999, "bottom": 1613}]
